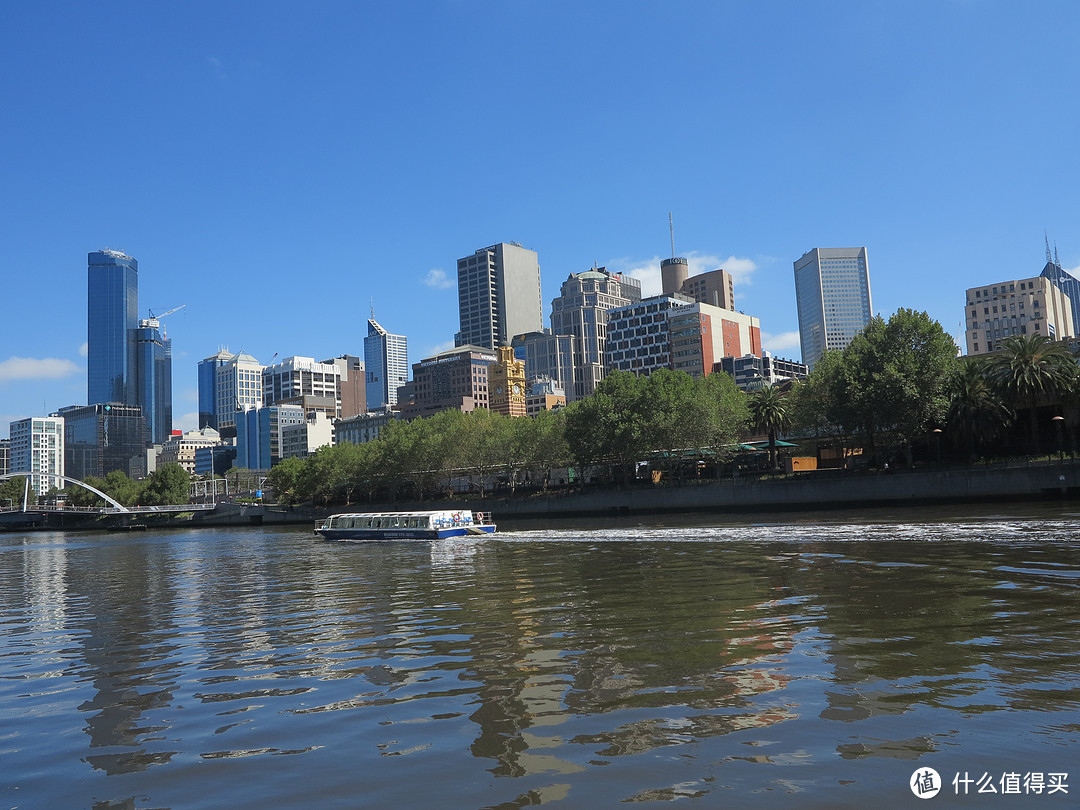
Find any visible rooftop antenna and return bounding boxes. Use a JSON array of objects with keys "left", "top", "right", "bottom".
[
  {"left": 669, "top": 212, "right": 676, "bottom": 259},
  {"left": 370, "top": 298, "right": 375, "bottom": 319},
  {"left": 1046, "top": 232, "right": 1054, "bottom": 265}
]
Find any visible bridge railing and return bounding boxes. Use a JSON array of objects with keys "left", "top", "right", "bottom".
[{"left": 1, "top": 504, "right": 219, "bottom": 515}]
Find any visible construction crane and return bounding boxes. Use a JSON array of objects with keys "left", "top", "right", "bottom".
[
  {"left": 140, "top": 304, "right": 186, "bottom": 337},
  {"left": 148, "top": 304, "right": 186, "bottom": 321}
]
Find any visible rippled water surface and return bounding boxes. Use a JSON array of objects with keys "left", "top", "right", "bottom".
[{"left": 2, "top": 504, "right": 1079, "bottom": 808}]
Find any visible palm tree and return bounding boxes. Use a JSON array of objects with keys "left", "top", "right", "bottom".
[
  {"left": 946, "top": 357, "right": 1013, "bottom": 457},
  {"left": 985, "top": 334, "right": 1078, "bottom": 453},
  {"left": 748, "top": 384, "right": 791, "bottom": 471}
]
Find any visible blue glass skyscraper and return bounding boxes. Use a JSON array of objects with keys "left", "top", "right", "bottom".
[
  {"left": 1040, "top": 256, "right": 1080, "bottom": 337},
  {"left": 87, "top": 249, "right": 139, "bottom": 406},
  {"left": 794, "top": 247, "right": 872, "bottom": 369},
  {"left": 134, "top": 317, "right": 173, "bottom": 444}
]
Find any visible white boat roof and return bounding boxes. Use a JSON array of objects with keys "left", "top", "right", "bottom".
[{"left": 328, "top": 509, "right": 472, "bottom": 518}]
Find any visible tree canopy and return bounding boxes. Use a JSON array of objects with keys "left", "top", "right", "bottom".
[{"left": 796, "top": 309, "right": 957, "bottom": 465}]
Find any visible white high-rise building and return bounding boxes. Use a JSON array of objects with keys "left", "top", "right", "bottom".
[
  {"left": 262, "top": 356, "right": 341, "bottom": 418},
  {"left": 365, "top": 320, "right": 409, "bottom": 410},
  {"left": 198, "top": 350, "right": 264, "bottom": 434},
  {"left": 455, "top": 242, "right": 543, "bottom": 349},
  {"left": 794, "top": 247, "right": 873, "bottom": 368},
  {"left": 9, "top": 416, "right": 65, "bottom": 497}
]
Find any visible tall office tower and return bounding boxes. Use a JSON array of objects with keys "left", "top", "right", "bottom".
[
  {"left": 59, "top": 403, "right": 147, "bottom": 480},
  {"left": 550, "top": 266, "right": 642, "bottom": 400},
  {"left": 198, "top": 349, "right": 232, "bottom": 429},
  {"left": 1040, "top": 243, "right": 1080, "bottom": 334},
  {"left": 133, "top": 315, "right": 172, "bottom": 444},
  {"left": 963, "top": 276, "right": 1073, "bottom": 355},
  {"left": 455, "top": 242, "right": 543, "bottom": 349},
  {"left": 793, "top": 247, "right": 872, "bottom": 368},
  {"left": 9, "top": 416, "right": 65, "bottom": 497},
  {"left": 323, "top": 355, "right": 366, "bottom": 418},
  {"left": 262, "top": 356, "right": 342, "bottom": 418},
  {"left": 197, "top": 350, "right": 264, "bottom": 436},
  {"left": 364, "top": 319, "right": 409, "bottom": 410},
  {"left": 87, "top": 249, "right": 139, "bottom": 406},
  {"left": 0, "top": 438, "right": 9, "bottom": 477}
]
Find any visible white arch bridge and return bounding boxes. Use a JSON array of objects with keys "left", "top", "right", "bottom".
[{"left": 0, "top": 473, "right": 215, "bottom": 515}]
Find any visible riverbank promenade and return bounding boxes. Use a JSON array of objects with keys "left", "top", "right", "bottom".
[{"left": 8, "top": 457, "right": 1076, "bottom": 532}]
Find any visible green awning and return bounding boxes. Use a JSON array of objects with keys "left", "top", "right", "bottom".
[{"left": 741, "top": 440, "right": 799, "bottom": 450}]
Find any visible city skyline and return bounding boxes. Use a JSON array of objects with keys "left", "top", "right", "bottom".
[{"left": 3, "top": 2, "right": 1080, "bottom": 436}]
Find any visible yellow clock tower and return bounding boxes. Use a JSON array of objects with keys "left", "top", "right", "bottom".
[{"left": 488, "top": 346, "right": 527, "bottom": 417}]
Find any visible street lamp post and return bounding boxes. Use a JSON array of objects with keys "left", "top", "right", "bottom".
[
  {"left": 1052, "top": 416, "right": 1065, "bottom": 462},
  {"left": 932, "top": 428, "right": 942, "bottom": 465}
]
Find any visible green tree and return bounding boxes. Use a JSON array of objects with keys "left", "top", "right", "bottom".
[
  {"left": 748, "top": 384, "right": 791, "bottom": 471},
  {"left": 986, "top": 333, "right": 1078, "bottom": 453},
  {"left": 457, "top": 408, "right": 504, "bottom": 495},
  {"left": 564, "top": 369, "right": 648, "bottom": 485},
  {"left": 266, "top": 456, "right": 306, "bottom": 505},
  {"left": 523, "top": 407, "right": 570, "bottom": 490},
  {"left": 142, "top": 463, "right": 190, "bottom": 505},
  {"left": 564, "top": 369, "right": 748, "bottom": 484},
  {"left": 0, "top": 476, "right": 28, "bottom": 509},
  {"left": 946, "top": 357, "right": 1013, "bottom": 457},
  {"left": 692, "top": 370, "right": 749, "bottom": 473},
  {"left": 831, "top": 309, "right": 957, "bottom": 466},
  {"left": 100, "top": 470, "right": 144, "bottom": 506},
  {"left": 789, "top": 350, "right": 859, "bottom": 456}
]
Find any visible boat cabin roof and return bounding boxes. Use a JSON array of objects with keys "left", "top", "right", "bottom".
[{"left": 327, "top": 510, "right": 471, "bottom": 519}]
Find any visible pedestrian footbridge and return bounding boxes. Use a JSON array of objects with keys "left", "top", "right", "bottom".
[{"left": 0, "top": 473, "right": 216, "bottom": 515}]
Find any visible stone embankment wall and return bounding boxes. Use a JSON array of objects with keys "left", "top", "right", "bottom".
[{"left": 446, "top": 461, "right": 1080, "bottom": 520}]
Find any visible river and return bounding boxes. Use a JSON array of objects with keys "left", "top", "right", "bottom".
[{"left": 2, "top": 503, "right": 1078, "bottom": 808}]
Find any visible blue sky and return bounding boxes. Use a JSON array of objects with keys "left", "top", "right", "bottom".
[{"left": 3, "top": 1, "right": 1080, "bottom": 437}]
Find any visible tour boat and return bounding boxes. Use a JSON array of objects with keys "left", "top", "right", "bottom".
[{"left": 314, "top": 509, "right": 496, "bottom": 541}]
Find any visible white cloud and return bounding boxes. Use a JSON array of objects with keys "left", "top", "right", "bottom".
[
  {"left": 761, "top": 331, "right": 802, "bottom": 355},
  {"left": 609, "top": 252, "right": 759, "bottom": 297},
  {"left": 175, "top": 411, "right": 199, "bottom": 433},
  {"left": 0, "top": 357, "right": 81, "bottom": 384},
  {"left": 78, "top": 342, "right": 88, "bottom": 358},
  {"left": 423, "top": 340, "right": 456, "bottom": 357},
  {"left": 423, "top": 268, "right": 455, "bottom": 289},
  {"left": 609, "top": 254, "right": 663, "bottom": 295}
]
